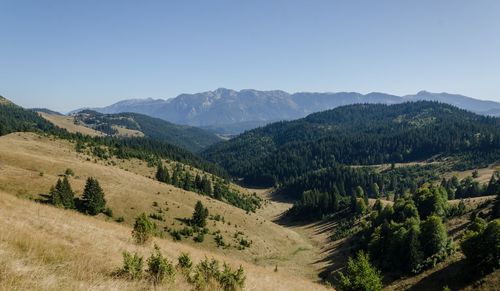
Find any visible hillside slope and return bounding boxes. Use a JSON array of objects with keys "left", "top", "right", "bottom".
[
  {"left": 0, "top": 132, "right": 325, "bottom": 283},
  {"left": 0, "top": 190, "right": 328, "bottom": 291}
]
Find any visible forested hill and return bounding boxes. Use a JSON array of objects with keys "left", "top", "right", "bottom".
[
  {"left": 73, "top": 110, "right": 221, "bottom": 152},
  {"left": 203, "top": 101, "right": 500, "bottom": 186},
  {"left": 0, "top": 98, "right": 226, "bottom": 177}
]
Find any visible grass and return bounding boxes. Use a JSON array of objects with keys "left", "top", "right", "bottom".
[
  {"left": 0, "top": 190, "right": 328, "bottom": 290},
  {"left": 0, "top": 132, "right": 323, "bottom": 284}
]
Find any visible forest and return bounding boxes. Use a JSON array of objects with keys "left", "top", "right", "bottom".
[{"left": 203, "top": 102, "right": 500, "bottom": 187}]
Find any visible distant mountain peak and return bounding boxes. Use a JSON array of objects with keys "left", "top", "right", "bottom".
[{"left": 70, "top": 88, "right": 500, "bottom": 134}]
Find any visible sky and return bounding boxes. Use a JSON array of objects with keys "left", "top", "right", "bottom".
[{"left": 1, "top": 0, "right": 500, "bottom": 112}]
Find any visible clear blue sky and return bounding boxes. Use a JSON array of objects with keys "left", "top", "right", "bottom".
[{"left": 1, "top": 0, "right": 500, "bottom": 112}]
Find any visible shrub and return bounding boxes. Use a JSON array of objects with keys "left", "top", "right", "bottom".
[
  {"left": 132, "top": 213, "right": 156, "bottom": 244},
  {"left": 121, "top": 251, "right": 143, "bottom": 280},
  {"left": 149, "top": 213, "right": 164, "bottom": 221},
  {"left": 103, "top": 207, "right": 113, "bottom": 217},
  {"left": 215, "top": 234, "right": 225, "bottom": 247},
  {"left": 219, "top": 264, "right": 246, "bottom": 291},
  {"left": 178, "top": 252, "right": 193, "bottom": 270},
  {"left": 65, "top": 168, "right": 75, "bottom": 176},
  {"left": 115, "top": 216, "right": 125, "bottom": 223},
  {"left": 170, "top": 230, "right": 182, "bottom": 241},
  {"left": 194, "top": 232, "right": 205, "bottom": 243},
  {"left": 147, "top": 244, "right": 175, "bottom": 286},
  {"left": 191, "top": 257, "right": 221, "bottom": 290}
]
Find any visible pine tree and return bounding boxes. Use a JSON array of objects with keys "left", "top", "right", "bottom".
[
  {"left": 82, "top": 177, "right": 106, "bottom": 215},
  {"left": 338, "top": 251, "right": 383, "bottom": 291},
  {"left": 202, "top": 176, "right": 212, "bottom": 196},
  {"left": 50, "top": 179, "right": 63, "bottom": 206},
  {"left": 156, "top": 164, "right": 167, "bottom": 183},
  {"left": 60, "top": 176, "right": 75, "bottom": 209},
  {"left": 192, "top": 201, "right": 208, "bottom": 227}
]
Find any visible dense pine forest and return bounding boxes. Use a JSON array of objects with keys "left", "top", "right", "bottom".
[{"left": 203, "top": 102, "right": 500, "bottom": 187}]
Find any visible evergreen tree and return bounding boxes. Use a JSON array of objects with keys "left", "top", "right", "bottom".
[
  {"left": 214, "top": 181, "right": 223, "bottom": 200},
  {"left": 50, "top": 179, "right": 63, "bottom": 206},
  {"left": 82, "top": 177, "right": 106, "bottom": 215},
  {"left": 60, "top": 176, "right": 75, "bottom": 209},
  {"left": 420, "top": 215, "right": 447, "bottom": 258},
  {"left": 192, "top": 201, "right": 208, "bottom": 227},
  {"left": 337, "top": 251, "right": 383, "bottom": 291},
  {"left": 50, "top": 176, "right": 75, "bottom": 209},
  {"left": 201, "top": 176, "right": 212, "bottom": 196},
  {"left": 155, "top": 164, "right": 167, "bottom": 183}
]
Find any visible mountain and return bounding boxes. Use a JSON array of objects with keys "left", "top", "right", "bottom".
[
  {"left": 73, "top": 89, "right": 500, "bottom": 134},
  {"left": 405, "top": 91, "right": 500, "bottom": 115},
  {"left": 72, "top": 110, "right": 221, "bottom": 152},
  {"left": 202, "top": 101, "right": 500, "bottom": 187}
]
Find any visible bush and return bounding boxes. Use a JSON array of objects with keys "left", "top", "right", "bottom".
[
  {"left": 178, "top": 252, "right": 193, "bottom": 270},
  {"left": 103, "top": 207, "right": 113, "bottom": 217},
  {"left": 147, "top": 244, "right": 175, "bottom": 286},
  {"left": 337, "top": 251, "right": 382, "bottom": 291},
  {"left": 194, "top": 232, "right": 205, "bottom": 243},
  {"left": 215, "top": 234, "right": 226, "bottom": 247},
  {"left": 65, "top": 168, "right": 75, "bottom": 176},
  {"left": 219, "top": 264, "right": 246, "bottom": 291},
  {"left": 132, "top": 213, "right": 156, "bottom": 244},
  {"left": 191, "top": 257, "right": 221, "bottom": 290},
  {"left": 170, "top": 230, "right": 182, "bottom": 241},
  {"left": 149, "top": 213, "right": 164, "bottom": 221},
  {"left": 121, "top": 251, "right": 143, "bottom": 280},
  {"left": 115, "top": 216, "right": 125, "bottom": 223}
]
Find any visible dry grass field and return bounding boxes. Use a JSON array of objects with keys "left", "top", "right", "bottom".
[
  {"left": 0, "top": 190, "right": 329, "bottom": 291},
  {"left": 38, "top": 112, "right": 144, "bottom": 138},
  {"left": 38, "top": 112, "right": 105, "bottom": 137},
  {"left": 0, "top": 132, "right": 328, "bottom": 288}
]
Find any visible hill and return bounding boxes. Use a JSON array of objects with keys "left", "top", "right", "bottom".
[
  {"left": 203, "top": 102, "right": 500, "bottom": 187},
  {"left": 0, "top": 132, "right": 328, "bottom": 284},
  {"left": 0, "top": 189, "right": 327, "bottom": 291},
  {"left": 71, "top": 110, "right": 221, "bottom": 152},
  {"left": 72, "top": 89, "right": 500, "bottom": 134}
]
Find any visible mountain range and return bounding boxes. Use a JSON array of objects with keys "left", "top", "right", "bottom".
[{"left": 72, "top": 89, "right": 500, "bottom": 134}]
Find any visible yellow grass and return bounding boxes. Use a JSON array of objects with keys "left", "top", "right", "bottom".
[
  {"left": 0, "top": 190, "right": 329, "bottom": 291},
  {"left": 0, "top": 132, "right": 327, "bottom": 284},
  {"left": 38, "top": 112, "right": 104, "bottom": 137}
]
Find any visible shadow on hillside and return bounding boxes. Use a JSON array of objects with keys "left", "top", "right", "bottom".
[{"left": 407, "top": 258, "right": 494, "bottom": 291}]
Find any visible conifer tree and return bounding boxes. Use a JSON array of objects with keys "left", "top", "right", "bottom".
[
  {"left": 192, "top": 201, "right": 208, "bottom": 227},
  {"left": 60, "top": 175, "right": 75, "bottom": 209},
  {"left": 50, "top": 179, "right": 63, "bottom": 206},
  {"left": 82, "top": 177, "right": 106, "bottom": 215}
]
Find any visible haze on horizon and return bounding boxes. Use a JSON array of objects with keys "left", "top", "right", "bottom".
[{"left": 1, "top": 0, "right": 500, "bottom": 112}]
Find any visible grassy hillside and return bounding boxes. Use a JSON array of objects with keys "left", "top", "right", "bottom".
[
  {"left": 0, "top": 132, "right": 325, "bottom": 283},
  {"left": 38, "top": 111, "right": 105, "bottom": 137},
  {"left": 0, "top": 190, "right": 328, "bottom": 291},
  {"left": 73, "top": 110, "right": 222, "bottom": 152}
]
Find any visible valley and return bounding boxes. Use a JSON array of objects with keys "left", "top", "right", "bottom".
[{"left": 1, "top": 97, "right": 499, "bottom": 290}]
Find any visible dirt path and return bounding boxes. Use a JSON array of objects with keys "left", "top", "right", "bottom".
[{"left": 249, "top": 187, "right": 340, "bottom": 282}]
